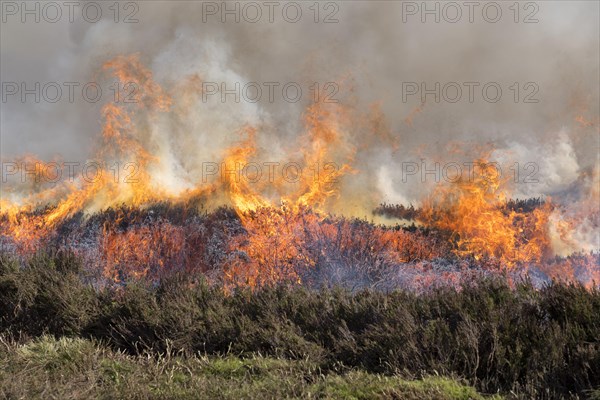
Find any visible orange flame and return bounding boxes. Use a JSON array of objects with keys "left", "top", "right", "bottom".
[{"left": 421, "top": 160, "right": 552, "bottom": 267}]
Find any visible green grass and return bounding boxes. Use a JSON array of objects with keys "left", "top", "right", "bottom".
[{"left": 0, "top": 335, "right": 499, "bottom": 400}]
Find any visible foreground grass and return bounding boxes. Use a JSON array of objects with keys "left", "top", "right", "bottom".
[{"left": 0, "top": 336, "right": 497, "bottom": 400}]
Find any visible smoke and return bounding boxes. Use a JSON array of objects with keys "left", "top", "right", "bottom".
[{"left": 1, "top": 1, "right": 598, "bottom": 214}]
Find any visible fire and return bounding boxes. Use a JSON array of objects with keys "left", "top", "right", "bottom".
[
  {"left": 224, "top": 205, "right": 448, "bottom": 291},
  {"left": 220, "top": 101, "right": 355, "bottom": 218},
  {"left": 291, "top": 102, "right": 355, "bottom": 210},
  {"left": 221, "top": 126, "right": 270, "bottom": 215},
  {"left": 1, "top": 55, "right": 175, "bottom": 254},
  {"left": 421, "top": 161, "right": 552, "bottom": 267},
  {"left": 2, "top": 57, "right": 169, "bottom": 214},
  {"left": 1, "top": 54, "right": 598, "bottom": 289},
  {"left": 101, "top": 221, "right": 185, "bottom": 282},
  {"left": 1, "top": 54, "right": 357, "bottom": 283}
]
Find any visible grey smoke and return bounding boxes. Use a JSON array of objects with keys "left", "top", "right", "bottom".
[{"left": 1, "top": 0, "right": 598, "bottom": 208}]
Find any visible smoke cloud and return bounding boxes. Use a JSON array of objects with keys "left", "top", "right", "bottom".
[{"left": 1, "top": 1, "right": 598, "bottom": 211}]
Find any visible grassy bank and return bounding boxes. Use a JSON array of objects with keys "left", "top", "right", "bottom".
[{"left": 0, "top": 336, "right": 497, "bottom": 400}]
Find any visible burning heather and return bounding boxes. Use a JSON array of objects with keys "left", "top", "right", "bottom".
[
  {"left": 1, "top": 2, "right": 599, "bottom": 294},
  {"left": 1, "top": 53, "right": 598, "bottom": 291}
]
